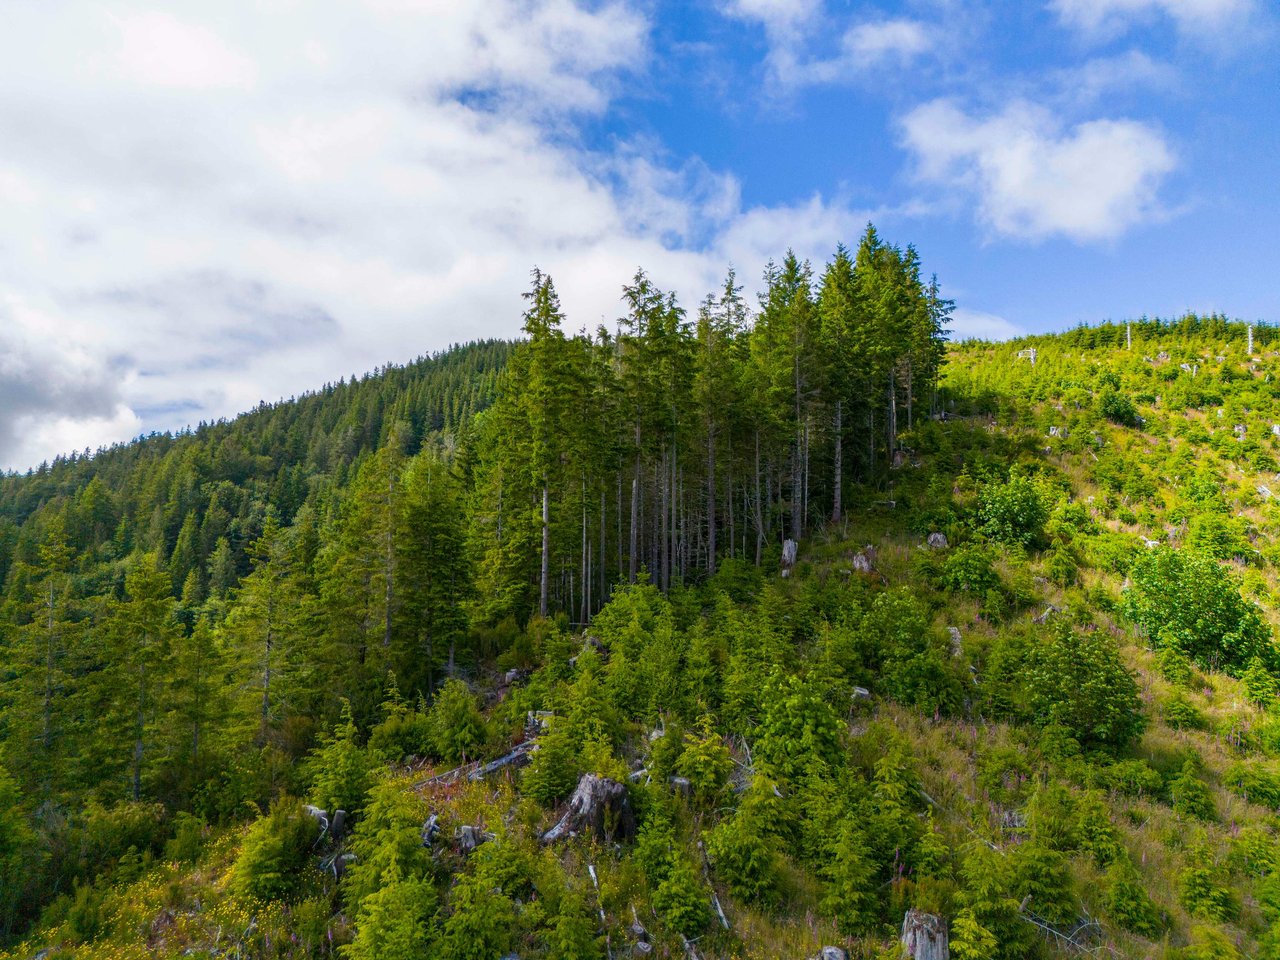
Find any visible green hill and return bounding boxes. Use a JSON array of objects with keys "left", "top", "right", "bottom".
[{"left": 3, "top": 238, "right": 1280, "bottom": 959}]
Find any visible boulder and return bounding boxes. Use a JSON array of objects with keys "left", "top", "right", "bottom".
[
  {"left": 541, "top": 773, "right": 635, "bottom": 844},
  {"left": 926, "top": 532, "right": 948, "bottom": 549},
  {"left": 819, "top": 949, "right": 848, "bottom": 960},
  {"left": 852, "top": 686, "right": 871, "bottom": 701},
  {"left": 948, "top": 626, "right": 963, "bottom": 659},
  {"left": 901, "top": 909, "right": 948, "bottom": 960}
]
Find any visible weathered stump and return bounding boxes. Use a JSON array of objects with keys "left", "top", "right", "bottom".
[
  {"left": 901, "top": 909, "right": 948, "bottom": 960},
  {"left": 541, "top": 773, "right": 635, "bottom": 844}
]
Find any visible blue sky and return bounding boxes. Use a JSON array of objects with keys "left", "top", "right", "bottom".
[{"left": 0, "top": 0, "right": 1276, "bottom": 469}]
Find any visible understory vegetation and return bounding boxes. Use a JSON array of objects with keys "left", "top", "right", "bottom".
[{"left": 3, "top": 234, "right": 1280, "bottom": 958}]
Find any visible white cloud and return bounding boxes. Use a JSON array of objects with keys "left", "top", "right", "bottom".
[
  {"left": 844, "top": 19, "right": 933, "bottom": 61},
  {"left": 111, "top": 11, "right": 257, "bottom": 89},
  {"left": 1051, "top": 0, "right": 1252, "bottom": 35},
  {"left": 900, "top": 99, "right": 1176, "bottom": 242},
  {"left": 948, "top": 308, "right": 1025, "bottom": 341},
  {"left": 721, "top": 1, "right": 933, "bottom": 90},
  {"left": 0, "top": 0, "right": 870, "bottom": 470}
]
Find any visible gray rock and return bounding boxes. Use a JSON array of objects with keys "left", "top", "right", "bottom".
[
  {"left": 852, "top": 686, "right": 871, "bottom": 701},
  {"left": 926, "top": 532, "right": 948, "bottom": 549},
  {"left": 901, "top": 909, "right": 949, "bottom": 960},
  {"left": 820, "top": 949, "right": 848, "bottom": 960},
  {"left": 948, "top": 626, "right": 963, "bottom": 658}
]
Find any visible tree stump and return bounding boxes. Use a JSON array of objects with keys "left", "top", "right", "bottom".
[
  {"left": 901, "top": 909, "right": 948, "bottom": 960},
  {"left": 541, "top": 773, "right": 635, "bottom": 844}
]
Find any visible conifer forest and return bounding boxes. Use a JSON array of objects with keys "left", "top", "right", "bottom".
[{"left": 7, "top": 226, "right": 1280, "bottom": 960}]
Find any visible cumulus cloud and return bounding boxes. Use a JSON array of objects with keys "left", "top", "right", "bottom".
[
  {"left": 900, "top": 99, "right": 1176, "bottom": 242},
  {"left": 0, "top": 0, "right": 871, "bottom": 471},
  {"left": 1050, "top": 0, "right": 1253, "bottom": 35},
  {"left": 948, "top": 308, "right": 1026, "bottom": 341},
  {"left": 721, "top": 1, "right": 933, "bottom": 90}
]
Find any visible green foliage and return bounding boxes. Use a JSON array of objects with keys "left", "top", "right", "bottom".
[
  {"left": 1125, "top": 548, "right": 1274, "bottom": 673},
  {"left": 977, "top": 474, "right": 1049, "bottom": 547},
  {"left": 1179, "top": 844, "right": 1239, "bottom": 922},
  {"left": 1103, "top": 855, "right": 1163, "bottom": 937},
  {"left": 1023, "top": 622, "right": 1145, "bottom": 749},
  {"left": 940, "top": 543, "right": 1000, "bottom": 595},
  {"left": 652, "top": 856, "right": 709, "bottom": 938},
  {"left": 342, "top": 871, "right": 438, "bottom": 960},
  {"left": 675, "top": 716, "right": 733, "bottom": 807},
  {"left": 705, "top": 813, "right": 780, "bottom": 905},
  {"left": 306, "top": 700, "right": 375, "bottom": 817},
  {"left": 1098, "top": 389, "right": 1140, "bottom": 427},
  {"left": 230, "top": 797, "right": 317, "bottom": 901},
  {"left": 427, "top": 679, "right": 488, "bottom": 764},
  {"left": 1171, "top": 761, "right": 1217, "bottom": 821},
  {"left": 521, "top": 718, "right": 582, "bottom": 806}
]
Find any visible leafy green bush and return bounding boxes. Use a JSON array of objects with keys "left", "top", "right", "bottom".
[
  {"left": 306, "top": 701, "right": 375, "bottom": 818},
  {"left": 521, "top": 718, "right": 582, "bottom": 806},
  {"left": 427, "top": 679, "right": 488, "bottom": 764},
  {"left": 1023, "top": 623, "right": 1145, "bottom": 750},
  {"left": 1125, "top": 547, "right": 1273, "bottom": 673},
  {"left": 1171, "top": 762, "right": 1217, "bottom": 821},
  {"left": 1098, "top": 389, "right": 1139, "bottom": 427},
  {"left": 343, "top": 873, "right": 438, "bottom": 960},
  {"left": 230, "top": 797, "right": 317, "bottom": 901},
  {"left": 1179, "top": 845, "right": 1238, "bottom": 922},
  {"left": 652, "top": 857, "right": 709, "bottom": 939},
  {"left": 941, "top": 544, "right": 1000, "bottom": 596},
  {"left": 977, "top": 475, "right": 1048, "bottom": 547},
  {"left": 1103, "top": 856, "right": 1163, "bottom": 937},
  {"left": 706, "top": 814, "right": 779, "bottom": 904}
]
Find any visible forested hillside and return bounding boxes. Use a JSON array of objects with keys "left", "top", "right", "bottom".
[{"left": 3, "top": 228, "right": 1280, "bottom": 960}]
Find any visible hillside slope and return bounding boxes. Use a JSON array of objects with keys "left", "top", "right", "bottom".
[{"left": 6, "top": 304, "right": 1280, "bottom": 959}]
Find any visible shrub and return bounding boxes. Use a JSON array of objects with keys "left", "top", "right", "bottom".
[
  {"left": 705, "top": 815, "right": 779, "bottom": 904},
  {"left": 1170, "top": 761, "right": 1216, "bottom": 821},
  {"left": 1125, "top": 547, "right": 1273, "bottom": 673},
  {"left": 1179, "top": 845, "right": 1238, "bottom": 922},
  {"left": 427, "top": 679, "right": 488, "bottom": 764},
  {"left": 651, "top": 857, "right": 708, "bottom": 939},
  {"left": 1098, "top": 389, "right": 1139, "bottom": 427},
  {"left": 306, "top": 701, "right": 375, "bottom": 818},
  {"left": 231, "top": 797, "right": 317, "bottom": 901},
  {"left": 521, "top": 718, "right": 581, "bottom": 806},
  {"left": 342, "top": 872, "right": 438, "bottom": 960},
  {"left": 1023, "top": 622, "right": 1145, "bottom": 750},
  {"left": 977, "top": 475, "right": 1049, "bottom": 547},
  {"left": 1102, "top": 855, "right": 1162, "bottom": 937},
  {"left": 940, "top": 544, "right": 1000, "bottom": 596}
]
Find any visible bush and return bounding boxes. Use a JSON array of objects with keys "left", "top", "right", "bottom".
[
  {"left": 1098, "top": 389, "right": 1139, "bottom": 427},
  {"left": 977, "top": 475, "right": 1049, "bottom": 547},
  {"left": 940, "top": 544, "right": 1000, "bottom": 596},
  {"left": 343, "top": 873, "right": 438, "bottom": 960},
  {"left": 1103, "top": 855, "right": 1162, "bottom": 937},
  {"left": 1023, "top": 623, "right": 1145, "bottom": 750},
  {"left": 651, "top": 857, "right": 708, "bottom": 939},
  {"left": 231, "top": 797, "right": 317, "bottom": 901},
  {"left": 1170, "top": 761, "right": 1216, "bottom": 821},
  {"left": 706, "top": 815, "right": 779, "bottom": 904},
  {"left": 521, "top": 719, "right": 582, "bottom": 806},
  {"left": 307, "top": 701, "right": 375, "bottom": 818},
  {"left": 1125, "top": 547, "right": 1273, "bottom": 673},
  {"left": 163, "top": 812, "right": 207, "bottom": 864},
  {"left": 427, "top": 679, "right": 488, "bottom": 764},
  {"left": 1178, "top": 845, "right": 1238, "bottom": 922}
]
